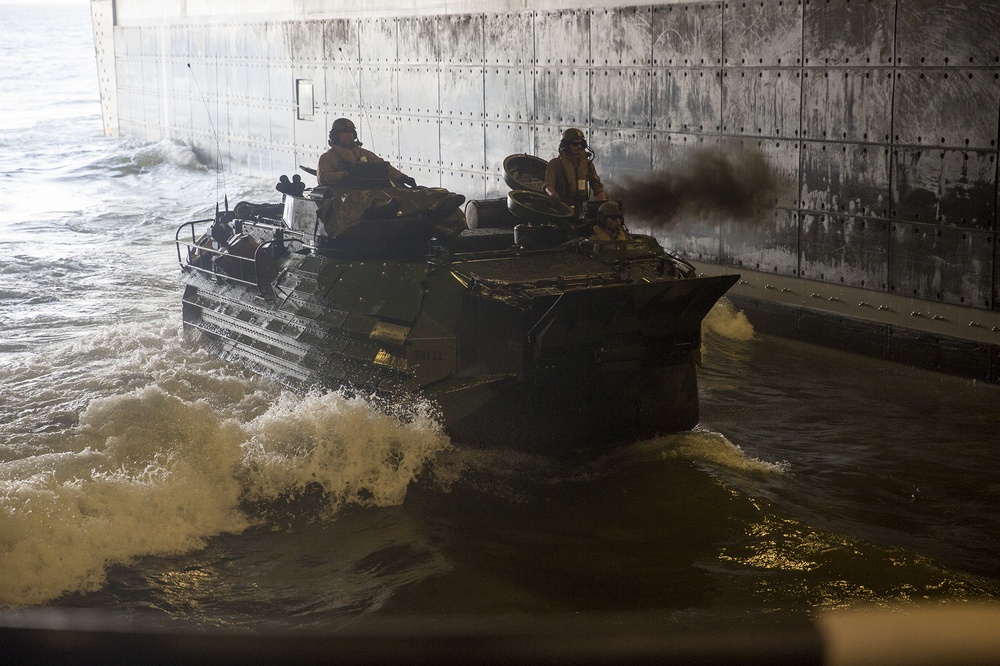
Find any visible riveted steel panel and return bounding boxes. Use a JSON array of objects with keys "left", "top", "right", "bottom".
[
  {"left": 247, "top": 141, "right": 273, "bottom": 176},
  {"left": 398, "top": 16, "right": 438, "bottom": 64},
  {"left": 722, "top": 209, "right": 800, "bottom": 276},
  {"left": 723, "top": 0, "right": 803, "bottom": 67},
  {"left": 206, "top": 24, "right": 226, "bottom": 62},
  {"left": 484, "top": 13, "right": 532, "bottom": 66},
  {"left": 166, "top": 82, "right": 192, "bottom": 134},
  {"left": 439, "top": 14, "right": 483, "bottom": 64},
  {"left": 398, "top": 65, "right": 438, "bottom": 115},
  {"left": 896, "top": 1, "right": 1000, "bottom": 67},
  {"left": 358, "top": 65, "right": 397, "bottom": 114},
  {"left": 357, "top": 113, "right": 399, "bottom": 164},
  {"left": 535, "top": 68, "right": 590, "bottom": 126},
  {"left": 652, "top": 68, "right": 722, "bottom": 133},
  {"left": 272, "top": 145, "right": 295, "bottom": 175},
  {"left": 485, "top": 121, "right": 532, "bottom": 178},
  {"left": 223, "top": 59, "right": 250, "bottom": 101},
  {"left": 225, "top": 85, "right": 250, "bottom": 139},
  {"left": 244, "top": 24, "right": 269, "bottom": 60},
  {"left": 591, "top": 68, "right": 651, "bottom": 129},
  {"left": 248, "top": 62, "right": 270, "bottom": 102},
  {"left": 188, "top": 25, "right": 208, "bottom": 59},
  {"left": 441, "top": 118, "right": 485, "bottom": 172},
  {"left": 801, "top": 141, "right": 890, "bottom": 217},
  {"left": 651, "top": 2, "right": 723, "bottom": 67},
  {"left": 248, "top": 92, "right": 271, "bottom": 141},
  {"left": 141, "top": 87, "right": 158, "bottom": 128},
  {"left": 484, "top": 173, "right": 508, "bottom": 199},
  {"left": 722, "top": 69, "right": 801, "bottom": 138},
  {"left": 484, "top": 67, "right": 534, "bottom": 122},
  {"left": 271, "top": 101, "right": 295, "bottom": 147},
  {"left": 267, "top": 23, "right": 292, "bottom": 61},
  {"left": 802, "top": 69, "right": 893, "bottom": 143},
  {"left": 589, "top": 6, "right": 652, "bottom": 67},
  {"left": 534, "top": 125, "right": 569, "bottom": 162},
  {"left": 119, "top": 25, "right": 138, "bottom": 57},
  {"left": 324, "top": 64, "right": 364, "bottom": 117},
  {"left": 201, "top": 59, "right": 220, "bottom": 109},
  {"left": 803, "top": 0, "right": 895, "bottom": 66},
  {"left": 270, "top": 62, "right": 294, "bottom": 106},
  {"left": 359, "top": 17, "right": 396, "bottom": 63},
  {"left": 893, "top": 70, "right": 1000, "bottom": 149},
  {"left": 891, "top": 148, "right": 997, "bottom": 229},
  {"left": 800, "top": 213, "right": 889, "bottom": 289},
  {"left": 169, "top": 56, "right": 193, "bottom": 99},
  {"left": 399, "top": 115, "right": 440, "bottom": 167},
  {"left": 169, "top": 25, "right": 186, "bottom": 57},
  {"left": 888, "top": 222, "right": 995, "bottom": 309},
  {"left": 441, "top": 167, "right": 484, "bottom": 200},
  {"left": 534, "top": 9, "right": 590, "bottom": 67},
  {"left": 288, "top": 21, "right": 323, "bottom": 62},
  {"left": 589, "top": 128, "right": 652, "bottom": 179},
  {"left": 190, "top": 73, "right": 214, "bottom": 136},
  {"left": 323, "top": 20, "right": 359, "bottom": 62},
  {"left": 650, "top": 131, "right": 724, "bottom": 171},
  {"left": 441, "top": 66, "right": 485, "bottom": 119}
]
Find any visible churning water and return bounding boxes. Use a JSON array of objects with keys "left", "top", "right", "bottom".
[{"left": 1, "top": 3, "right": 998, "bottom": 638}]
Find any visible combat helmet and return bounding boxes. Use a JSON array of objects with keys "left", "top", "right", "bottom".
[
  {"left": 598, "top": 200, "right": 623, "bottom": 218},
  {"left": 329, "top": 118, "right": 358, "bottom": 145},
  {"left": 559, "top": 127, "right": 588, "bottom": 152}
]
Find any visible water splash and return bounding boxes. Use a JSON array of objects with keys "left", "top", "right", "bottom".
[
  {"left": 703, "top": 298, "right": 755, "bottom": 343},
  {"left": 658, "top": 429, "right": 788, "bottom": 475},
  {"left": 240, "top": 389, "right": 450, "bottom": 513},
  {"left": 0, "top": 325, "right": 450, "bottom": 607}
]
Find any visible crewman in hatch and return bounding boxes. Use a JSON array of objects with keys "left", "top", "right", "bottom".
[
  {"left": 317, "top": 117, "right": 417, "bottom": 188},
  {"left": 591, "top": 200, "right": 629, "bottom": 241},
  {"left": 543, "top": 127, "right": 607, "bottom": 218},
  {"left": 314, "top": 118, "right": 466, "bottom": 239}
]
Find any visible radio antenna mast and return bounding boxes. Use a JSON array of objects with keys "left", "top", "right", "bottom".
[
  {"left": 339, "top": 47, "right": 375, "bottom": 152},
  {"left": 187, "top": 63, "right": 228, "bottom": 212}
]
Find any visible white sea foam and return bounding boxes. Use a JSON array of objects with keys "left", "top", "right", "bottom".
[
  {"left": 0, "top": 326, "right": 450, "bottom": 607},
  {"left": 240, "top": 390, "right": 450, "bottom": 511}
]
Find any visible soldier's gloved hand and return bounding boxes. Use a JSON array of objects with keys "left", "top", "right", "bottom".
[{"left": 401, "top": 175, "right": 417, "bottom": 188}]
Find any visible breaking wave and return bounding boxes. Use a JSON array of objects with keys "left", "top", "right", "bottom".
[{"left": 0, "top": 323, "right": 450, "bottom": 607}]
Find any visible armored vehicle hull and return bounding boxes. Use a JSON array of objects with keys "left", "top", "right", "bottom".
[{"left": 175, "top": 168, "right": 738, "bottom": 454}]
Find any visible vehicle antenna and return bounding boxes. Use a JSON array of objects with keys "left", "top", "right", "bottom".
[
  {"left": 187, "top": 63, "right": 228, "bottom": 212},
  {"left": 338, "top": 47, "right": 375, "bottom": 152}
]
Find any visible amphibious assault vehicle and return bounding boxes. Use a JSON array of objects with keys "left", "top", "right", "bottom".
[{"left": 175, "top": 156, "right": 739, "bottom": 454}]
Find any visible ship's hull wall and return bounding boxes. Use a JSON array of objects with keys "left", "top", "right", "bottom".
[{"left": 94, "top": 0, "right": 1000, "bottom": 380}]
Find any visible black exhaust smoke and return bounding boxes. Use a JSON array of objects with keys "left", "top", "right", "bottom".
[{"left": 607, "top": 143, "right": 793, "bottom": 231}]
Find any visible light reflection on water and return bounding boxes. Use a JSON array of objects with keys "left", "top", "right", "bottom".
[{"left": 0, "top": 2, "right": 998, "bottom": 628}]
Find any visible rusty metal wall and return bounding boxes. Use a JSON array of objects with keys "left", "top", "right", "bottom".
[{"left": 110, "top": 1, "right": 1000, "bottom": 345}]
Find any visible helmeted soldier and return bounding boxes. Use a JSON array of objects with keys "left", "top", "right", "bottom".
[
  {"left": 590, "top": 200, "right": 629, "bottom": 241},
  {"left": 314, "top": 118, "right": 465, "bottom": 240},
  {"left": 543, "top": 128, "right": 607, "bottom": 217},
  {"left": 317, "top": 118, "right": 417, "bottom": 188}
]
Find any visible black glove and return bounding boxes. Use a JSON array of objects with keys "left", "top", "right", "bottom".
[{"left": 400, "top": 175, "right": 417, "bottom": 188}]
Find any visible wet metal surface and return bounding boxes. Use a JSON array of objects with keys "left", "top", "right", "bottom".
[{"left": 100, "top": 0, "right": 1000, "bottom": 374}]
